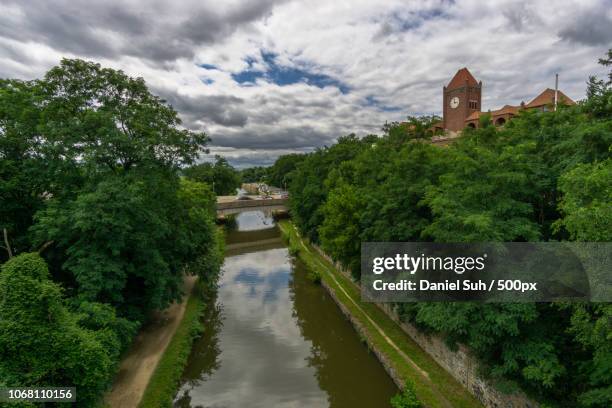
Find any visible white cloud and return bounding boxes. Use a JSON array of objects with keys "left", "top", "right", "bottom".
[{"left": 1, "top": 0, "right": 609, "bottom": 166}]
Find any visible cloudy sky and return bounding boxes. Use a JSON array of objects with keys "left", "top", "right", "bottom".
[{"left": 1, "top": 0, "right": 610, "bottom": 167}]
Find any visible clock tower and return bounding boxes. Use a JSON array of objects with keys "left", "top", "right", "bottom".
[{"left": 443, "top": 68, "right": 481, "bottom": 132}]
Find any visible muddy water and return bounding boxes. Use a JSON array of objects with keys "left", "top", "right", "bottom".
[{"left": 174, "top": 211, "right": 397, "bottom": 408}]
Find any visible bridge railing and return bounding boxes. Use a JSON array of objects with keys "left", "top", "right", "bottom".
[{"left": 216, "top": 197, "right": 288, "bottom": 211}]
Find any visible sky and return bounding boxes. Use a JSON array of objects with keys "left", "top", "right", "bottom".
[{"left": 0, "top": 0, "right": 610, "bottom": 168}]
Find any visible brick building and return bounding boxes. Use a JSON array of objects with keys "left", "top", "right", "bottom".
[
  {"left": 437, "top": 68, "right": 576, "bottom": 133},
  {"left": 442, "top": 68, "right": 482, "bottom": 132}
]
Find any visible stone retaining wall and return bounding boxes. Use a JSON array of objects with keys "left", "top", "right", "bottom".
[{"left": 311, "top": 244, "right": 538, "bottom": 408}]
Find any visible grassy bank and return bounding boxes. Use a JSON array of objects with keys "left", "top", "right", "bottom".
[
  {"left": 137, "top": 281, "right": 204, "bottom": 408},
  {"left": 278, "top": 220, "right": 482, "bottom": 408},
  {"left": 138, "top": 229, "right": 225, "bottom": 408}
]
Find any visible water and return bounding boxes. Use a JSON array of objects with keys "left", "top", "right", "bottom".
[{"left": 174, "top": 211, "right": 397, "bottom": 408}]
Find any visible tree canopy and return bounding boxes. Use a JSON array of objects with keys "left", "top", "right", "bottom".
[
  {"left": 183, "top": 155, "right": 241, "bottom": 196},
  {"left": 0, "top": 59, "right": 223, "bottom": 405},
  {"left": 0, "top": 253, "right": 118, "bottom": 406},
  {"left": 285, "top": 51, "right": 612, "bottom": 407}
]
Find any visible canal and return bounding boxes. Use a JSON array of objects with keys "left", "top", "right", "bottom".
[{"left": 174, "top": 211, "right": 398, "bottom": 407}]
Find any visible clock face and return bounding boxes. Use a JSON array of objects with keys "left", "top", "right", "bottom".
[{"left": 450, "top": 96, "right": 460, "bottom": 109}]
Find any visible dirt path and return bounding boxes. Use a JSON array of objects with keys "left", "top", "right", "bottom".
[{"left": 104, "top": 275, "right": 198, "bottom": 408}]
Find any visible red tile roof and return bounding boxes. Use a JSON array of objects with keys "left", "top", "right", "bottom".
[
  {"left": 492, "top": 104, "right": 520, "bottom": 116},
  {"left": 464, "top": 105, "right": 519, "bottom": 123},
  {"left": 526, "top": 88, "right": 575, "bottom": 108},
  {"left": 447, "top": 67, "right": 479, "bottom": 89}
]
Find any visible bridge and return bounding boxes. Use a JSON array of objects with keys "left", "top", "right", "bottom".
[{"left": 216, "top": 195, "right": 289, "bottom": 218}]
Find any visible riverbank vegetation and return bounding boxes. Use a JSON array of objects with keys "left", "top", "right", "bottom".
[
  {"left": 0, "top": 60, "right": 223, "bottom": 406},
  {"left": 139, "top": 228, "right": 224, "bottom": 408},
  {"left": 137, "top": 282, "right": 203, "bottom": 408},
  {"left": 280, "top": 51, "right": 612, "bottom": 407},
  {"left": 391, "top": 380, "right": 422, "bottom": 408},
  {"left": 279, "top": 220, "right": 481, "bottom": 408}
]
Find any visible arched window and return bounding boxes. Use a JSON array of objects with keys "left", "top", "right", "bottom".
[{"left": 495, "top": 117, "right": 506, "bottom": 127}]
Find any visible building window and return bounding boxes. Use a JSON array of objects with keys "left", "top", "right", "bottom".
[{"left": 469, "top": 100, "right": 478, "bottom": 109}]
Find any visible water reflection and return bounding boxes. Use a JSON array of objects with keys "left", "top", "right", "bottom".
[
  {"left": 174, "top": 211, "right": 396, "bottom": 407},
  {"left": 290, "top": 258, "right": 398, "bottom": 406},
  {"left": 230, "top": 210, "right": 276, "bottom": 231},
  {"left": 174, "top": 291, "right": 222, "bottom": 406}
]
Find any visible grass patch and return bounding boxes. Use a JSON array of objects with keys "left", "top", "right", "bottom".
[
  {"left": 278, "top": 220, "right": 482, "bottom": 408},
  {"left": 139, "top": 228, "right": 225, "bottom": 408},
  {"left": 138, "top": 283, "right": 204, "bottom": 408},
  {"left": 287, "top": 239, "right": 301, "bottom": 256}
]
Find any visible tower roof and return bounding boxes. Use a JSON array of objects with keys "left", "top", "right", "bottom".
[{"left": 447, "top": 67, "right": 479, "bottom": 89}]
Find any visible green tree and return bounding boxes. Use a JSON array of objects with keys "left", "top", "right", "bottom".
[
  {"left": 318, "top": 141, "right": 449, "bottom": 278},
  {"left": 273, "top": 51, "right": 612, "bottom": 406},
  {"left": 0, "top": 59, "right": 208, "bottom": 258},
  {"left": 240, "top": 166, "right": 269, "bottom": 183},
  {"left": 183, "top": 155, "right": 241, "bottom": 195},
  {"left": 382, "top": 115, "right": 441, "bottom": 144},
  {"left": 289, "top": 134, "right": 369, "bottom": 243},
  {"left": 565, "top": 303, "right": 612, "bottom": 407},
  {"left": 37, "top": 59, "right": 206, "bottom": 176},
  {"left": 177, "top": 178, "right": 223, "bottom": 288},
  {"left": 0, "top": 58, "right": 221, "bottom": 320},
  {"left": 555, "top": 159, "right": 612, "bottom": 241},
  {"left": 554, "top": 127, "right": 612, "bottom": 407},
  {"left": 32, "top": 174, "right": 177, "bottom": 320},
  {"left": 422, "top": 137, "right": 541, "bottom": 242},
  {"left": 267, "top": 153, "right": 305, "bottom": 189},
  {"left": 0, "top": 253, "right": 116, "bottom": 406},
  {"left": 319, "top": 183, "right": 363, "bottom": 274},
  {"left": 0, "top": 79, "right": 47, "bottom": 261},
  {"left": 32, "top": 172, "right": 220, "bottom": 321}
]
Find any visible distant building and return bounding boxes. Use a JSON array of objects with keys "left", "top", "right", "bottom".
[
  {"left": 442, "top": 67, "right": 482, "bottom": 132},
  {"left": 434, "top": 68, "right": 576, "bottom": 134}
]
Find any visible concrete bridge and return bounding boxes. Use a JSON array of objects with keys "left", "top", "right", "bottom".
[{"left": 216, "top": 195, "right": 289, "bottom": 218}]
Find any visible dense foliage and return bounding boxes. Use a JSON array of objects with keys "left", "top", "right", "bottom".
[
  {"left": 391, "top": 380, "right": 422, "bottom": 408},
  {"left": 0, "top": 253, "right": 132, "bottom": 406},
  {"left": 239, "top": 153, "right": 306, "bottom": 188},
  {"left": 183, "top": 155, "right": 241, "bottom": 196},
  {"left": 266, "top": 153, "right": 306, "bottom": 189},
  {"left": 0, "top": 60, "right": 222, "bottom": 405},
  {"left": 286, "top": 52, "right": 612, "bottom": 407},
  {"left": 239, "top": 165, "right": 269, "bottom": 183}
]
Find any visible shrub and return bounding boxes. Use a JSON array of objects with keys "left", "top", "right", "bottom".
[
  {"left": 307, "top": 269, "right": 322, "bottom": 284},
  {"left": 390, "top": 380, "right": 422, "bottom": 408}
]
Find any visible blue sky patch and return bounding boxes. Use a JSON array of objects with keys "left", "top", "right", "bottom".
[
  {"left": 231, "top": 70, "right": 265, "bottom": 84},
  {"left": 231, "top": 51, "right": 350, "bottom": 94},
  {"left": 199, "top": 63, "right": 219, "bottom": 70}
]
